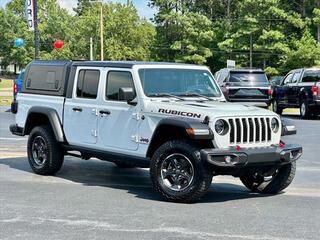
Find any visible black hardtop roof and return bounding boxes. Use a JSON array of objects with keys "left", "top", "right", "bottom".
[{"left": 31, "top": 60, "right": 199, "bottom": 69}]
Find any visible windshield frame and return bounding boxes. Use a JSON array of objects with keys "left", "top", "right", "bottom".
[{"left": 136, "top": 66, "right": 223, "bottom": 99}]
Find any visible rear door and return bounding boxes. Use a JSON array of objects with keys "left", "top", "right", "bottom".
[
  {"left": 227, "top": 71, "right": 269, "bottom": 101},
  {"left": 64, "top": 67, "right": 102, "bottom": 146}
]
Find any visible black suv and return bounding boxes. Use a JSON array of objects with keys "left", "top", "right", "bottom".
[
  {"left": 215, "top": 68, "right": 272, "bottom": 107},
  {"left": 272, "top": 68, "right": 320, "bottom": 119}
]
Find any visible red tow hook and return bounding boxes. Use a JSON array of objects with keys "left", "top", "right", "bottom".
[{"left": 279, "top": 140, "right": 285, "bottom": 149}]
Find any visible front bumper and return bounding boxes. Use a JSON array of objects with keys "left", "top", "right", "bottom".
[
  {"left": 201, "top": 144, "right": 302, "bottom": 168},
  {"left": 9, "top": 124, "right": 24, "bottom": 136}
]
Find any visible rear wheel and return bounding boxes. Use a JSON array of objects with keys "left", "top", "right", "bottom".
[
  {"left": 150, "top": 140, "right": 213, "bottom": 203},
  {"left": 300, "top": 99, "right": 311, "bottom": 119},
  {"left": 240, "top": 161, "right": 296, "bottom": 194},
  {"left": 272, "top": 99, "right": 283, "bottom": 115},
  {"left": 27, "top": 126, "right": 64, "bottom": 175}
]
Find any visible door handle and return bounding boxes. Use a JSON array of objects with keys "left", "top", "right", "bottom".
[
  {"left": 99, "top": 110, "right": 110, "bottom": 116},
  {"left": 72, "top": 107, "right": 82, "bottom": 112}
]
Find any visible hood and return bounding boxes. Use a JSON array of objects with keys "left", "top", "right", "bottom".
[{"left": 145, "top": 99, "right": 276, "bottom": 121}]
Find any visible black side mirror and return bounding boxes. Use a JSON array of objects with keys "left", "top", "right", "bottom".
[
  {"left": 281, "top": 118, "right": 297, "bottom": 136},
  {"left": 118, "top": 87, "right": 136, "bottom": 104}
]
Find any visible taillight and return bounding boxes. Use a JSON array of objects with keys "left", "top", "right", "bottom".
[
  {"left": 13, "top": 83, "right": 18, "bottom": 94},
  {"left": 268, "top": 86, "right": 273, "bottom": 96},
  {"left": 312, "top": 85, "right": 319, "bottom": 96}
]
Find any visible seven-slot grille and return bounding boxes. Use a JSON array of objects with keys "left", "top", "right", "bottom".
[{"left": 228, "top": 117, "right": 272, "bottom": 145}]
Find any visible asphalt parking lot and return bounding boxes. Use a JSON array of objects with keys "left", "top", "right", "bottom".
[{"left": 1, "top": 107, "right": 320, "bottom": 240}]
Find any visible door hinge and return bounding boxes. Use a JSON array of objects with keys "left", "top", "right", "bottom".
[
  {"left": 131, "top": 135, "right": 139, "bottom": 143},
  {"left": 92, "top": 109, "right": 98, "bottom": 116},
  {"left": 132, "top": 112, "right": 143, "bottom": 120},
  {"left": 91, "top": 129, "right": 98, "bottom": 137}
]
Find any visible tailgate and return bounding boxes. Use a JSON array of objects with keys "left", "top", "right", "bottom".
[{"left": 228, "top": 87, "right": 269, "bottom": 100}]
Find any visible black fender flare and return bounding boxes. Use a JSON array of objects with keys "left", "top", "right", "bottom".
[
  {"left": 153, "top": 117, "right": 214, "bottom": 140},
  {"left": 25, "top": 106, "right": 65, "bottom": 142},
  {"left": 146, "top": 117, "right": 214, "bottom": 158}
]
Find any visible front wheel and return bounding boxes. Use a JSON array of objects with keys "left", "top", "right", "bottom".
[
  {"left": 150, "top": 140, "right": 213, "bottom": 203},
  {"left": 272, "top": 99, "right": 283, "bottom": 115},
  {"left": 27, "top": 125, "right": 64, "bottom": 175},
  {"left": 300, "top": 99, "right": 311, "bottom": 119},
  {"left": 240, "top": 161, "right": 296, "bottom": 194}
]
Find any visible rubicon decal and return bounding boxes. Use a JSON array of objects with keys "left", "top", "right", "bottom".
[{"left": 158, "top": 108, "right": 201, "bottom": 118}]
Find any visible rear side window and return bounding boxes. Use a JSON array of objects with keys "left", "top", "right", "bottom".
[
  {"left": 302, "top": 70, "right": 320, "bottom": 83},
  {"left": 291, "top": 72, "right": 301, "bottom": 83},
  {"left": 229, "top": 72, "right": 268, "bottom": 83},
  {"left": 76, "top": 70, "right": 100, "bottom": 99},
  {"left": 106, "top": 71, "right": 134, "bottom": 100},
  {"left": 26, "top": 66, "right": 63, "bottom": 91}
]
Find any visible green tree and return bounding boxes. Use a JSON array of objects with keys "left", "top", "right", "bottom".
[
  {"left": 73, "top": 2, "right": 155, "bottom": 61},
  {"left": 150, "top": 0, "right": 214, "bottom": 64},
  {"left": 73, "top": 0, "right": 92, "bottom": 16},
  {"left": 280, "top": 30, "right": 320, "bottom": 70}
]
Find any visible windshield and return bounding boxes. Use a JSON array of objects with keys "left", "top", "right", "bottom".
[
  {"left": 229, "top": 72, "right": 268, "bottom": 83},
  {"left": 138, "top": 68, "right": 221, "bottom": 98}
]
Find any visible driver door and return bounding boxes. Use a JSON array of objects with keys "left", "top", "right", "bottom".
[
  {"left": 97, "top": 69, "right": 139, "bottom": 152},
  {"left": 278, "top": 72, "right": 293, "bottom": 106}
]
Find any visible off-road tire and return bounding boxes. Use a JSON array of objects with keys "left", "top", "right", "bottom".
[
  {"left": 27, "top": 125, "right": 64, "bottom": 175},
  {"left": 150, "top": 140, "right": 213, "bottom": 203},
  {"left": 240, "top": 161, "right": 296, "bottom": 194},
  {"left": 300, "top": 99, "right": 311, "bottom": 119},
  {"left": 272, "top": 99, "right": 283, "bottom": 115}
]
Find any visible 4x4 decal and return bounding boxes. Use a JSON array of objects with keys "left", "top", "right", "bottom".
[{"left": 158, "top": 108, "right": 202, "bottom": 118}]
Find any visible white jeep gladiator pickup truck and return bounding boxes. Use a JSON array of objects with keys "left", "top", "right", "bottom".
[{"left": 10, "top": 60, "right": 302, "bottom": 203}]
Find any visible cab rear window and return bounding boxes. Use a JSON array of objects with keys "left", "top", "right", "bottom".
[{"left": 302, "top": 70, "right": 320, "bottom": 83}]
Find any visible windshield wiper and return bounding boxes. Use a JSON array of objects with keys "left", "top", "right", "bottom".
[
  {"left": 182, "top": 92, "right": 217, "bottom": 101},
  {"left": 148, "top": 93, "right": 186, "bottom": 101}
]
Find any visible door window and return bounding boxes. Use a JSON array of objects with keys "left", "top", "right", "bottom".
[
  {"left": 282, "top": 73, "right": 293, "bottom": 85},
  {"left": 106, "top": 71, "right": 135, "bottom": 100},
  {"left": 76, "top": 70, "right": 100, "bottom": 99}
]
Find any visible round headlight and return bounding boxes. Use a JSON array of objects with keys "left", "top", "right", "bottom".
[
  {"left": 271, "top": 118, "right": 279, "bottom": 133},
  {"left": 215, "top": 119, "right": 229, "bottom": 135}
]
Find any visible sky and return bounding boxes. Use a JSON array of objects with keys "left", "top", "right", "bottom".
[{"left": 0, "top": 0, "right": 156, "bottom": 20}]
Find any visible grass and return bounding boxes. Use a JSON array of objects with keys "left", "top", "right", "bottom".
[
  {"left": 0, "top": 79, "right": 13, "bottom": 90},
  {"left": 0, "top": 95, "right": 12, "bottom": 106},
  {"left": 283, "top": 108, "right": 299, "bottom": 114}
]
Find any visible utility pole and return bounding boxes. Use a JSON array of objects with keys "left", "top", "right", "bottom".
[
  {"left": 90, "top": 37, "right": 93, "bottom": 60},
  {"left": 100, "top": 3, "right": 104, "bottom": 61},
  {"left": 33, "top": 0, "right": 40, "bottom": 59},
  {"left": 90, "top": 0, "right": 104, "bottom": 61},
  {"left": 249, "top": 34, "right": 253, "bottom": 68},
  {"left": 317, "top": 0, "right": 320, "bottom": 44},
  {"left": 227, "top": 0, "right": 231, "bottom": 19}
]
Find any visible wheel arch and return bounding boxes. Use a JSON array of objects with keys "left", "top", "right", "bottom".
[
  {"left": 24, "top": 107, "right": 65, "bottom": 142},
  {"left": 146, "top": 118, "right": 214, "bottom": 158}
]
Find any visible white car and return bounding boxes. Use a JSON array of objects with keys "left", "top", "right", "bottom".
[{"left": 10, "top": 61, "right": 302, "bottom": 203}]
